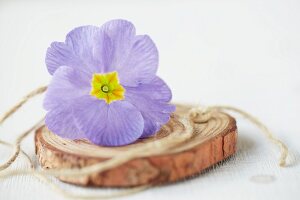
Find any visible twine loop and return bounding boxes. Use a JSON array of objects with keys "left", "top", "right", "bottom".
[{"left": 189, "top": 106, "right": 214, "bottom": 123}]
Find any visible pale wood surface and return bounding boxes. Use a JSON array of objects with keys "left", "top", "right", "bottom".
[{"left": 35, "top": 105, "right": 237, "bottom": 187}]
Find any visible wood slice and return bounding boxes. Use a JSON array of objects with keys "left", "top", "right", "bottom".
[{"left": 35, "top": 105, "right": 237, "bottom": 187}]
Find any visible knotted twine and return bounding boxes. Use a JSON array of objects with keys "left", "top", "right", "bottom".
[{"left": 0, "top": 86, "right": 288, "bottom": 199}]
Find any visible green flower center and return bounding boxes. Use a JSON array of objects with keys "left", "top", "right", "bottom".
[{"left": 101, "top": 85, "right": 109, "bottom": 93}]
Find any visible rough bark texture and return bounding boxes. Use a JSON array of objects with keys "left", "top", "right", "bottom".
[{"left": 35, "top": 105, "right": 237, "bottom": 187}]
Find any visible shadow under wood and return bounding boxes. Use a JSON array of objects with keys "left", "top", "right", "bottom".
[
  {"left": 179, "top": 133, "right": 256, "bottom": 180},
  {"left": 146, "top": 133, "right": 257, "bottom": 188}
]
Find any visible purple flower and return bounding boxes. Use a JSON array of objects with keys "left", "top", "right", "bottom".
[{"left": 44, "top": 19, "right": 175, "bottom": 146}]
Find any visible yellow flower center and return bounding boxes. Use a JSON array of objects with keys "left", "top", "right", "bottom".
[{"left": 90, "top": 71, "right": 125, "bottom": 104}]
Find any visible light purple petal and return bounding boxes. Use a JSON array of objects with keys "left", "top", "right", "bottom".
[
  {"left": 45, "top": 104, "right": 85, "bottom": 139},
  {"left": 101, "top": 20, "right": 158, "bottom": 86},
  {"left": 45, "top": 42, "right": 84, "bottom": 75},
  {"left": 43, "top": 66, "right": 90, "bottom": 111},
  {"left": 73, "top": 97, "right": 144, "bottom": 146},
  {"left": 65, "top": 26, "right": 114, "bottom": 73},
  {"left": 46, "top": 26, "right": 113, "bottom": 75},
  {"left": 125, "top": 76, "right": 175, "bottom": 137},
  {"left": 100, "top": 19, "right": 136, "bottom": 70},
  {"left": 117, "top": 35, "right": 158, "bottom": 86}
]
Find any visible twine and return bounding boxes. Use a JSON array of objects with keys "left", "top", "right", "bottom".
[
  {"left": 0, "top": 139, "right": 149, "bottom": 199},
  {"left": 0, "top": 86, "right": 289, "bottom": 199},
  {"left": 0, "top": 86, "right": 47, "bottom": 125}
]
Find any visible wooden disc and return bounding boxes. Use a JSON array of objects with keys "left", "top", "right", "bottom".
[{"left": 35, "top": 105, "right": 237, "bottom": 187}]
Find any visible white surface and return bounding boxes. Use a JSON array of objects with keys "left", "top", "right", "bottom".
[{"left": 0, "top": 0, "right": 299, "bottom": 199}]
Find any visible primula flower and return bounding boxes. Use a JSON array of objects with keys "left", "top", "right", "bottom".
[{"left": 44, "top": 19, "right": 175, "bottom": 146}]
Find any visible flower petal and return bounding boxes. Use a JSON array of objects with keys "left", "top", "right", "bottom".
[
  {"left": 118, "top": 35, "right": 158, "bottom": 86},
  {"left": 73, "top": 97, "right": 144, "bottom": 146},
  {"left": 101, "top": 20, "right": 158, "bottom": 86},
  {"left": 46, "top": 26, "right": 113, "bottom": 75},
  {"left": 65, "top": 26, "right": 114, "bottom": 73},
  {"left": 100, "top": 19, "right": 136, "bottom": 70},
  {"left": 125, "top": 76, "right": 175, "bottom": 137},
  {"left": 45, "top": 104, "right": 85, "bottom": 139},
  {"left": 45, "top": 42, "right": 84, "bottom": 75},
  {"left": 43, "top": 66, "right": 90, "bottom": 111}
]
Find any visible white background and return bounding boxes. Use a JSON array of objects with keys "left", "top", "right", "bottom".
[{"left": 0, "top": 0, "right": 299, "bottom": 199}]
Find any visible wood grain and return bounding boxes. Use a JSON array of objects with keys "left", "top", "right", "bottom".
[{"left": 35, "top": 105, "right": 237, "bottom": 187}]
